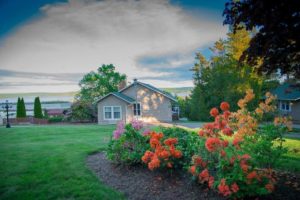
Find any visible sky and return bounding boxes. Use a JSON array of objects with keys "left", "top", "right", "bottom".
[{"left": 0, "top": 0, "right": 228, "bottom": 93}]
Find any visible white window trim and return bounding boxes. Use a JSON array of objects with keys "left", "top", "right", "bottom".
[
  {"left": 133, "top": 102, "right": 142, "bottom": 116},
  {"left": 103, "top": 106, "right": 122, "bottom": 120},
  {"left": 279, "top": 101, "right": 292, "bottom": 112}
]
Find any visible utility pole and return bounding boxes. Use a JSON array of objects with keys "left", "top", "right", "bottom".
[{"left": 2, "top": 100, "right": 12, "bottom": 128}]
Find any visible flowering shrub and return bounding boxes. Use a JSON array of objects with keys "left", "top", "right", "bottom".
[
  {"left": 142, "top": 132, "right": 183, "bottom": 170},
  {"left": 189, "top": 90, "right": 291, "bottom": 199},
  {"left": 107, "top": 121, "right": 149, "bottom": 165}
]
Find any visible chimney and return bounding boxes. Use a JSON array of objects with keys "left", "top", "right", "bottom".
[{"left": 118, "top": 80, "right": 127, "bottom": 91}]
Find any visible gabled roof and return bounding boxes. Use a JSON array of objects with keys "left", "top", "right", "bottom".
[
  {"left": 272, "top": 82, "right": 300, "bottom": 101},
  {"left": 119, "top": 81, "right": 178, "bottom": 102},
  {"left": 96, "top": 92, "right": 135, "bottom": 104}
]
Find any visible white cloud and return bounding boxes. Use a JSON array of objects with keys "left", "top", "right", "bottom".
[{"left": 0, "top": 0, "right": 227, "bottom": 92}]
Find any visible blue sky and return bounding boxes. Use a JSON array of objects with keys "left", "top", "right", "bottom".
[{"left": 0, "top": 0, "right": 228, "bottom": 93}]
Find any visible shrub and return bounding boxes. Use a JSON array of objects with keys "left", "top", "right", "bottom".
[
  {"left": 48, "top": 116, "right": 64, "bottom": 123},
  {"left": 107, "top": 121, "right": 149, "bottom": 165},
  {"left": 142, "top": 132, "right": 183, "bottom": 170}
]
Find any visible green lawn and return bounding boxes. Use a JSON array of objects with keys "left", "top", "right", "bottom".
[{"left": 0, "top": 125, "right": 124, "bottom": 200}]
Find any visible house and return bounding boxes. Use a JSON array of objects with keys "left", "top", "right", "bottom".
[
  {"left": 96, "top": 79, "right": 178, "bottom": 124},
  {"left": 272, "top": 82, "right": 300, "bottom": 123}
]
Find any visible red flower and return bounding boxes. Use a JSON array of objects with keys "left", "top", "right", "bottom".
[
  {"left": 220, "top": 102, "right": 230, "bottom": 111},
  {"left": 218, "top": 178, "right": 231, "bottom": 196},
  {"left": 265, "top": 183, "right": 274, "bottom": 192},
  {"left": 189, "top": 165, "right": 197, "bottom": 175},
  {"left": 150, "top": 138, "right": 160, "bottom": 148},
  {"left": 210, "top": 107, "right": 219, "bottom": 117},
  {"left": 193, "top": 156, "right": 203, "bottom": 166},
  {"left": 223, "top": 110, "right": 231, "bottom": 119},
  {"left": 199, "top": 169, "right": 210, "bottom": 182},
  {"left": 220, "top": 150, "right": 226, "bottom": 157},
  {"left": 233, "top": 138, "right": 243, "bottom": 149},
  {"left": 198, "top": 130, "right": 205, "bottom": 137},
  {"left": 208, "top": 176, "right": 214, "bottom": 188},
  {"left": 205, "top": 137, "right": 222, "bottom": 152},
  {"left": 241, "top": 154, "right": 251, "bottom": 160},
  {"left": 247, "top": 171, "right": 257, "bottom": 180},
  {"left": 222, "top": 140, "right": 229, "bottom": 147},
  {"left": 231, "top": 182, "right": 239, "bottom": 193},
  {"left": 222, "top": 127, "right": 233, "bottom": 136},
  {"left": 164, "top": 138, "right": 178, "bottom": 146},
  {"left": 167, "top": 162, "right": 173, "bottom": 168}
]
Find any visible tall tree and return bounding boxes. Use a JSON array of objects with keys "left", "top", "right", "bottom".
[
  {"left": 16, "top": 97, "right": 21, "bottom": 118},
  {"left": 77, "top": 64, "right": 127, "bottom": 103},
  {"left": 223, "top": 0, "right": 300, "bottom": 78},
  {"left": 34, "top": 97, "right": 43, "bottom": 118},
  {"left": 72, "top": 64, "right": 126, "bottom": 121},
  {"left": 20, "top": 98, "right": 26, "bottom": 118}
]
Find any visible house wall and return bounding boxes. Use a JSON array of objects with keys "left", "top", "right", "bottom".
[
  {"left": 121, "top": 84, "right": 172, "bottom": 122},
  {"left": 278, "top": 100, "right": 300, "bottom": 123},
  {"left": 291, "top": 100, "right": 300, "bottom": 123},
  {"left": 97, "top": 95, "right": 128, "bottom": 124}
]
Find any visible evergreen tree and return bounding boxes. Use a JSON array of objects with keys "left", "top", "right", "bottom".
[
  {"left": 34, "top": 97, "right": 43, "bottom": 118},
  {"left": 20, "top": 98, "right": 26, "bottom": 117},
  {"left": 16, "top": 97, "right": 21, "bottom": 118}
]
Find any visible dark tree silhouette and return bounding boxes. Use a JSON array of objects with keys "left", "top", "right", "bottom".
[{"left": 223, "top": 0, "right": 300, "bottom": 78}]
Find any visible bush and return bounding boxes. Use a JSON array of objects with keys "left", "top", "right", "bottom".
[
  {"left": 106, "top": 90, "right": 291, "bottom": 199},
  {"left": 48, "top": 116, "right": 64, "bottom": 123},
  {"left": 107, "top": 121, "right": 149, "bottom": 165}
]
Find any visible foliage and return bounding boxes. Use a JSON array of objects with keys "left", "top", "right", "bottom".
[
  {"left": 223, "top": 0, "right": 300, "bottom": 78},
  {"left": 107, "top": 121, "right": 149, "bottom": 165},
  {"left": 188, "top": 29, "right": 264, "bottom": 121},
  {"left": 48, "top": 116, "right": 64, "bottom": 123},
  {"left": 74, "top": 64, "right": 126, "bottom": 121},
  {"left": 189, "top": 91, "right": 290, "bottom": 198},
  {"left": 70, "top": 100, "right": 96, "bottom": 122},
  {"left": 34, "top": 97, "right": 43, "bottom": 118},
  {"left": 77, "top": 64, "right": 127, "bottom": 103},
  {"left": 16, "top": 97, "right": 21, "bottom": 118},
  {"left": 17, "top": 97, "right": 26, "bottom": 118}
]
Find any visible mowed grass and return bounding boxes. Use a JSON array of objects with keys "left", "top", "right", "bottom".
[
  {"left": 0, "top": 125, "right": 124, "bottom": 200},
  {"left": 279, "top": 138, "right": 300, "bottom": 172}
]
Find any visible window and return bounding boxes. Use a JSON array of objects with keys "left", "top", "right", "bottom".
[
  {"left": 133, "top": 103, "right": 141, "bottom": 116},
  {"left": 103, "top": 106, "right": 121, "bottom": 120},
  {"left": 280, "top": 101, "right": 291, "bottom": 112}
]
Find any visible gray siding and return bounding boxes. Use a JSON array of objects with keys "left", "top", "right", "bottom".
[{"left": 97, "top": 95, "right": 128, "bottom": 124}]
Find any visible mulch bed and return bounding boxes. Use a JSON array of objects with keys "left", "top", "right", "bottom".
[{"left": 86, "top": 152, "right": 300, "bottom": 200}]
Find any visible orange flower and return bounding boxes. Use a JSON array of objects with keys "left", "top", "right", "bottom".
[
  {"left": 223, "top": 110, "right": 231, "bottom": 119},
  {"left": 210, "top": 107, "right": 219, "bottom": 117},
  {"left": 199, "top": 169, "right": 210, "bottom": 182},
  {"left": 167, "top": 162, "right": 173, "bottom": 168},
  {"left": 247, "top": 171, "right": 257, "bottom": 180},
  {"left": 205, "top": 137, "right": 222, "bottom": 152},
  {"left": 173, "top": 150, "right": 182, "bottom": 158},
  {"left": 241, "top": 154, "right": 251, "bottom": 160},
  {"left": 222, "top": 140, "right": 229, "bottom": 147},
  {"left": 158, "top": 150, "right": 170, "bottom": 159},
  {"left": 220, "top": 150, "right": 226, "bottom": 157},
  {"left": 231, "top": 182, "right": 239, "bottom": 193},
  {"left": 150, "top": 138, "right": 160, "bottom": 148},
  {"left": 265, "top": 183, "right": 274, "bottom": 192},
  {"left": 218, "top": 178, "right": 231, "bottom": 196},
  {"left": 189, "top": 165, "right": 197, "bottom": 175},
  {"left": 148, "top": 156, "right": 160, "bottom": 170},
  {"left": 220, "top": 102, "right": 230, "bottom": 111},
  {"left": 233, "top": 137, "right": 242, "bottom": 149},
  {"left": 193, "top": 156, "right": 203, "bottom": 166},
  {"left": 164, "top": 138, "right": 178, "bottom": 146},
  {"left": 208, "top": 176, "right": 214, "bottom": 188},
  {"left": 142, "top": 150, "right": 154, "bottom": 163},
  {"left": 222, "top": 127, "right": 233, "bottom": 136},
  {"left": 198, "top": 130, "right": 205, "bottom": 137}
]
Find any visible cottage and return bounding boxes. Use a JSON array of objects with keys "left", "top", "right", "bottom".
[
  {"left": 272, "top": 82, "right": 300, "bottom": 123},
  {"left": 97, "top": 79, "right": 178, "bottom": 124}
]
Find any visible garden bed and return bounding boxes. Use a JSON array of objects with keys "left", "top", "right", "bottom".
[{"left": 87, "top": 152, "right": 300, "bottom": 200}]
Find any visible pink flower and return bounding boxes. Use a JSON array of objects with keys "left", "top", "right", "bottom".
[
  {"left": 131, "top": 119, "right": 143, "bottom": 130},
  {"left": 142, "top": 128, "right": 151, "bottom": 136},
  {"left": 113, "top": 121, "right": 125, "bottom": 139}
]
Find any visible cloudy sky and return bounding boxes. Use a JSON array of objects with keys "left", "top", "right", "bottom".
[{"left": 0, "top": 0, "right": 228, "bottom": 93}]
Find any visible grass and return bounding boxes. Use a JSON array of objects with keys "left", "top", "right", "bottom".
[
  {"left": 279, "top": 138, "right": 300, "bottom": 172},
  {"left": 0, "top": 125, "right": 124, "bottom": 200}
]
